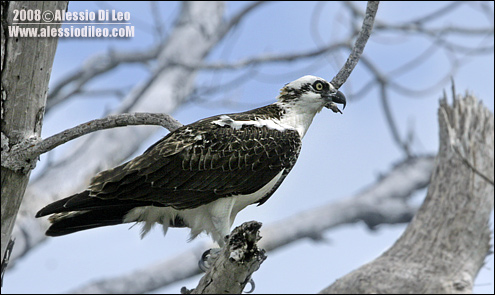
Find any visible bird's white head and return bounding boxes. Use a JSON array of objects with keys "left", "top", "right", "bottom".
[
  {"left": 272, "top": 75, "right": 346, "bottom": 139},
  {"left": 277, "top": 75, "right": 346, "bottom": 114}
]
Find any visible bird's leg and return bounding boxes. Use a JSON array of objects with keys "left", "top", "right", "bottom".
[{"left": 198, "top": 228, "right": 230, "bottom": 271}]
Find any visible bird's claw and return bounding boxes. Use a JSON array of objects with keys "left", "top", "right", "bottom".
[
  {"left": 198, "top": 248, "right": 222, "bottom": 272},
  {"left": 198, "top": 248, "right": 256, "bottom": 293},
  {"left": 244, "top": 277, "right": 255, "bottom": 293}
]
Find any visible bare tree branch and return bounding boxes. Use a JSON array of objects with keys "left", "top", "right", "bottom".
[
  {"left": 4, "top": 2, "right": 493, "bottom": 293},
  {"left": 149, "top": 2, "right": 167, "bottom": 41},
  {"left": 1, "top": 0, "right": 68, "bottom": 266},
  {"left": 189, "top": 221, "right": 266, "bottom": 294},
  {"left": 343, "top": 1, "right": 493, "bottom": 98},
  {"left": 331, "top": 1, "right": 379, "bottom": 89},
  {"left": 219, "top": 1, "right": 267, "bottom": 37},
  {"left": 10, "top": 1, "right": 227, "bottom": 266},
  {"left": 406, "top": 1, "right": 463, "bottom": 24},
  {"left": 68, "top": 155, "right": 434, "bottom": 294},
  {"left": 440, "top": 85, "right": 494, "bottom": 186},
  {"left": 1, "top": 113, "right": 182, "bottom": 173},
  {"left": 168, "top": 42, "right": 348, "bottom": 71},
  {"left": 46, "top": 2, "right": 268, "bottom": 115},
  {"left": 46, "top": 45, "right": 162, "bottom": 112},
  {"left": 320, "top": 93, "right": 494, "bottom": 294},
  {"left": 379, "top": 83, "right": 412, "bottom": 157},
  {"left": 259, "top": 156, "right": 434, "bottom": 250}
]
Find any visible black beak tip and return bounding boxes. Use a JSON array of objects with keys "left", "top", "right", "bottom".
[{"left": 333, "top": 90, "right": 346, "bottom": 109}]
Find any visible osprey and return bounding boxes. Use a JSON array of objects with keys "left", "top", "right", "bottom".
[{"left": 36, "top": 75, "right": 346, "bottom": 247}]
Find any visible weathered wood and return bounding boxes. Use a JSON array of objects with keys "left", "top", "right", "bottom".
[
  {"left": 320, "top": 93, "right": 494, "bottom": 294},
  {"left": 10, "top": 2, "right": 225, "bottom": 266},
  {"left": 189, "top": 221, "right": 266, "bottom": 294},
  {"left": 1, "top": 1, "right": 68, "bottom": 263}
]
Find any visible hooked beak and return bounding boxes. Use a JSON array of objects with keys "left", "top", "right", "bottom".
[{"left": 323, "top": 90, "right": 346, "bottom": 114}]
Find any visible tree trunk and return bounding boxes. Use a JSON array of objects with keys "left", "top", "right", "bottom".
[
  {"left": 9, "top": 1, "right": 225, "bottom": 264},
  {"left": 1, "top": 1, "right": 68, "bottom": 263},
  {"left": 320, "top": 93, "right": 494, "bottom": 293}
]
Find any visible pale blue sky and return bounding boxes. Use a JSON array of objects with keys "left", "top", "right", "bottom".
[{"left": 4, "top": 2, "right": 494, "bottom": 294}]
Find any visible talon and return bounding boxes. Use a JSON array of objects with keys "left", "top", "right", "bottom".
[
  {"left": 198, "top": 249, "right": 211, "bottom": 272},
  {"left": 244, "top": 277, "right": 255, "bottom": 293},
  {"left": 198, "top": 248, "right": 222, "bottom": 272}
]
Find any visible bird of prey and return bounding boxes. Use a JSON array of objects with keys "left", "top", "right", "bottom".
[{"left": 36, "top": 75, "right": 346, "bottom": 247}]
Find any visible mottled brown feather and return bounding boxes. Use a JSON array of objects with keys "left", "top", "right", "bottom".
[{"left": 84, "top": 106, "right": 300, "bottom": 210}]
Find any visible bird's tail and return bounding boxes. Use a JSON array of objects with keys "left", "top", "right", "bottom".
[{"left": 36, "top": 191, "right": 145, "bottom": 236}]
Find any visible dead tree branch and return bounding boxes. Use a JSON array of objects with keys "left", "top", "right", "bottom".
[
  {"left": 10, "top": 1, "right": 226, "bottom": 266},
  {"left": 188, "top": 221, "right": 266, "bottom": 294},
  {"left": 1, "top": 0, "right": 68, "bottom": 267},
  {"left": 68, "top": 155, "right": 433, "bottom": 294},
  {"left": 1, "top": 113, "right": 182, "bottom": 173},
  {"left": 46, "top": 45, "right": 162, "bottom": 112},
  {"left": 320, "top": 93, "right": 494, "bottom": 294},
  {"left": 331, "top": 1, "right": 379, "bottom": 89}
]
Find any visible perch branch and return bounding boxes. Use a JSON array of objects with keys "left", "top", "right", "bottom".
[{"left": 1, "top": 113, "right": 182, "bottom": 173}]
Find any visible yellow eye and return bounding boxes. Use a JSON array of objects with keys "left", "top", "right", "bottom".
[{"left": 314, "top": 81, "right": 324, "bottom": 91}]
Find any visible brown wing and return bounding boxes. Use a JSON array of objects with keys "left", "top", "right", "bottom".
[{"left": 87, "top": 115, "right": 301, "bottom": 210}]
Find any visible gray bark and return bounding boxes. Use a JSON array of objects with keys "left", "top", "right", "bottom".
[
  {"left": 320, "top": 93, "right": 494, "bottom": 294},
  {"left": 189, "top": 221, "right": 266, "bottom": 294},
  {"left": 1, "top": 0, "right": 68, "bottom": 264},
  {"left": 2, "top": 113, "right": 182, "bottom": 171},
  {"left": 9, "top": 1, "right": 225, "bottom": 264},
  {"left": 331, "top": 1, "right": 378, "bottom": 90}
]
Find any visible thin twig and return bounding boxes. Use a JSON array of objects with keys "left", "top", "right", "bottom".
[
  {"left": 170, "top": 42, "right": 348, "bottom": 71},
  {"left": 331, "top": 1, "right": 379, "bottom": 89},
  {"left": 407, "top": 2, "right": 463, "bottom": 25},
  {"left": 220, "top": 1, "right": 267, "bottom": 37},
  {"left": 379, "top": 83, "right": 411, "bottom": 157},
  {"left": 47, "top": 46, "right": 162, "bottom": 112}
]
